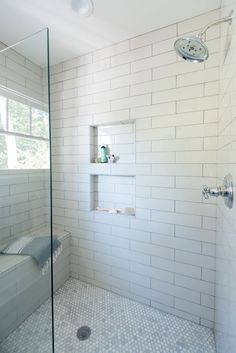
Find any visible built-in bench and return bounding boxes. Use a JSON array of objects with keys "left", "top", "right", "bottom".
[{"left": 0, "top": 227, "right": 70, "bottom": 343}]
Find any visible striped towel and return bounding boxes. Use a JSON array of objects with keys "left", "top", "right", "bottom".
[{"left": 1, "top": 236, "right": 62, "bottom": 275}]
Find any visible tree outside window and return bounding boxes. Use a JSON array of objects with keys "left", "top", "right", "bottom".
[{"left": 0, "top": 96, "right": 49, "bottom": 169}]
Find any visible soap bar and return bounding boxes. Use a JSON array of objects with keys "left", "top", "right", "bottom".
[{"left": 124, "top": 207, "right": 135, "bottom": 216}]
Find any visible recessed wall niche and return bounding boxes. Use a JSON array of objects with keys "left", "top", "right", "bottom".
[
  {"left": 90, "top": 174, "right": 135, "bottom": 216},
  {"left": 90, "top": 121, "right": 135, "bottom": 164}
]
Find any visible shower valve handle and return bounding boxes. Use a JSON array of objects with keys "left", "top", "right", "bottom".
[
  {"left": 202, "top": 185, "right": 225, "bottom": 199},
  {"left": 201, "top": 174, "right": 234, "bottom": 209}
]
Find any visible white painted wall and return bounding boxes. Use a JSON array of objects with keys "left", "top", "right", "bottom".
[
  {"left": 51, "top": 9, "right": 220, "bottom": 328},
  {"left": 215, "top": 1, "right": 236, "bottom": 352}
]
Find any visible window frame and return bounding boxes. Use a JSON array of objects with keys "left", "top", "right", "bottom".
[{"left": 0, "top": 96, "right": 49, "bottom": 142}]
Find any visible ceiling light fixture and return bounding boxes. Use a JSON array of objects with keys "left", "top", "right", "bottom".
[{"left": 71, "top": 0, "right": 94, "bottom": 17}]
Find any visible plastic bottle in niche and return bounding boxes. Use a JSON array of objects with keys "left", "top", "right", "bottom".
[{"left": 100, "top": 145, "right": 108, "bottom": 163}]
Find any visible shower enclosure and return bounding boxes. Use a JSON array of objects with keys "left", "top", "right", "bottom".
[
  {"left": 1, "top": 5, "right": 236, "bottom": 353},
  {"left": 0, "top": 29, "right": 54, "bottom": 352}
]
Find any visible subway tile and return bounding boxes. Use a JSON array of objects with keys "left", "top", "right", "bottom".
[
  {"left": 176, "top": 151, "right": 217, "bottom": 164},
  {"left": 131, "top": 25, "right": 177, "bottom": 49},
  {"left": 131, "top": 77, "right": 176, "bottom": 96},
  {"left": 153, "top": 37, "right": 177, "bottom": 55},
  {"left": 176, "top": 176, "right": 216, "bottom": 189},
  {"left": 131, "top": 240, "right": 174, "bottom": 260},
  {"left": 151, "top": 278, "right": 201, "bottom": 304},
  {"left": 93, "top": 41, "right": 130, "bottom": 61},
  {"left": 177, "top": 95, "right": 219, "bottom": 113},
  {"left": 178, "top": 10, "right": 219, "bottom": 35},
  {"left": 151, "top": 256, "right": 201, "bottom": 279},
  {"left": 136, "top": 197, "right": 174, "bottom": 212},
  {"left": 154, "top": 61, "right": 204, "bottom": 79},
  {"left": 112, "top": 247, "right": 150, "bottom": 266},
  {"left": 151, "top": 210, "right": 202, "bottom": 228},
  {"left": 111, "top": 70, "right": 152, "bottom": 89},
  {"left": 95, "top": 232, "right": 129, "bottom": 249},
  {"left": 152, "top": 112, "right": 203, "bottom": 128},
  {"left": 130, "top": 283, "right": 174, "bottom": 307},
  {"left": 176, "top": 123, "right": 218, "bottom": 138},
  {"left": 130, "top": 262, "right": 173, "bottom": 284},
  {"left": 152, "top": 164, "right": 202, "bottom": 176},
  {"left": 136, "top": 127, "right": 175, "bottom": 141},
  {"left": 176, "top": 201, "right": 216, "bottom": 217},
  {"left": 111, "top": 45, "right": 152, "bottom": 66},
  {"left": 152, "top": 138, "right": 202, "bottom": 152},
  {"left": 136, "top": 175, "right": 175, "bottom": 187},
  {"left": 177, "top": 68, "right": 219, "bottom": 87},
  {"left": 151, "top": 187, "right": 201, "bottom": 202},
  {"left": 112, "top": 267, "right": 150, "bottom": 287},
  {"left": 131, "top": 218, "right": 174, "bottom": 236},
  {"left": 136, "top": 152, "right": 175, "bottom": 164},
  {"left": 131, "top": 102, "right": 176, "bottom": 119},
  {"left": 176, "top": 225, "right": 215, "bottom": 243},
  {"left": 112, "top": 226, "right": 150, "bottom": 242},
  {"left": 151, "top": 233, "right": 201, "bottom": 254},
  {"left": 131, "top": 52, "right": 176, "bottom": 73},
  {"left": 93, "top": 64, "right": 130, "bottom": 82},
  {"left": 175, "top": 250, "right": 215, "bottom": 270},
  {"left": 175, "top": 298, "right": 214, "bottom": 321},
  {"left": 175, "top": 274, "right": 215, "bottom": 295},
  {"left": 152, "top": 84, "right": 204, "bottom": 104},
  {"left": 93, "top": 87, "right": 129, "bottom": 103},
  {"left": 111, "top": 94, "right": 151, "bottom": 111}
]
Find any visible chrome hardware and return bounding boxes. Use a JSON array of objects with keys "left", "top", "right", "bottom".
[
  {"left": 198, "top": 10, "right": 234, "bottom": 40},
  {"left": 202, "top": 174, "right": 234, "bottom": 209}
]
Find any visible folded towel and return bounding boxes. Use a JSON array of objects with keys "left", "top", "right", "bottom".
[{"left": 1, "top": 236, "right": 62, "bottom": 275}]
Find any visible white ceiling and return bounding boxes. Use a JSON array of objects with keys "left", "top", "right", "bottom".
[{"left": 0, "top": 0, "right": 220, "bottom": 66}]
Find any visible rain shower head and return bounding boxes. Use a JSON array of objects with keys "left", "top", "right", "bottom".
[
  {"left": 174, "top": 36, "right": 209, "bottom": 63},
  {"left": 174, "top": 11, "right": 234, "bottom": 63}
]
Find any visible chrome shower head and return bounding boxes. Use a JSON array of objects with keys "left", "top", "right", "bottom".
[
  {"left": 174, "top": 36, "right": 209, "bottom": 63},
  {"left": 174, "top": 11, "right": 234, "bottom": 63}
]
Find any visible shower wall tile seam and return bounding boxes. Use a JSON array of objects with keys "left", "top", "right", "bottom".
[{"left": 51, "top": 8, "right": 221, "bottom": 329}]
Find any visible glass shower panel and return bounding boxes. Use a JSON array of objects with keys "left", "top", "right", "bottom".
[{"left": 0, "top": 29, "right": 53, "bottom": 353}]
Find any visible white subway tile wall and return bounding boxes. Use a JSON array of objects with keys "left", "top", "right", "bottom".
[
  {"left": 215, "top": 1, "right": 236, "bottom": 352},
  {"left": 51, "top": 9, "right": 220, "bottom": 328},
  {"left": 0, "top": 170, "right": 49, "bottom": 244},
  {"left": 0, "top": 45, "right": 51, "bottom": 245},
  {"left": 0, "top": 43, "right": 44, "bottom": 102}
]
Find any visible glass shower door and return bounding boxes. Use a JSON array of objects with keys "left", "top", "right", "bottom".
[{"left": 0, "top": 29, "right": 54, "bottom": 353}]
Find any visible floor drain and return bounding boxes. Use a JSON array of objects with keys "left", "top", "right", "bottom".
[{"left": 77, "top": 326, "right": 91, "bottom": 341}]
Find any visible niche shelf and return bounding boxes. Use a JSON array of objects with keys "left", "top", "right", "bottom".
[
  {"left": 89, "top": 120, "right": 135, "bottom": 164},
  {"left": 90, "top": 174, "right": 135, "bottom": 217}
]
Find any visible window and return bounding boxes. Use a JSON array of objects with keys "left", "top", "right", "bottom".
[{"left": 0, "top": 95, "right": 49, "bottom": 169}]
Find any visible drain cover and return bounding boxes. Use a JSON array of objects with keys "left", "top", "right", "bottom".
[{"left": 77, "top": 326, "right": 91, "bottom": 341}]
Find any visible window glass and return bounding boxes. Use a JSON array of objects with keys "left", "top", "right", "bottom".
[
  {"left": 31, "top": 108, "right": 49, "bottom": 138},
  {"left": 0, "top": 134, "right": 7, "bottom": 169},
  {"left": 0, "top": 95, "right": 50, "bottom": 170},
  {"left": 0, "top": 96, "right": 7, "bottom": 130},
  {"left": 8, "top": 99, "right": 30, "bottom": 134},
  {"left": 15, "top": 137, "right": 49, "bottom": 169}
]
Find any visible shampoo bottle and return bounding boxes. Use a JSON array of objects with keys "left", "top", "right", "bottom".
[{"left": 100, "top": 145, "right": 108, "bottom": 163}]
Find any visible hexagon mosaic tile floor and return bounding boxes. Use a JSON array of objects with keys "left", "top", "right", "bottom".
[{"left": 0, "top": 278, "right": 216, "bottom": 353}]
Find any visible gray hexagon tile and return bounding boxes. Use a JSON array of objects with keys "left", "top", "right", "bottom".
[{"left": 0, "top": 278, "right": 216, "bottom": 353}]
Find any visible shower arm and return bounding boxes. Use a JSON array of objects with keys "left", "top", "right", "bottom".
[{"left": 197, "top": 13, "right": 234, "bottom": 40}]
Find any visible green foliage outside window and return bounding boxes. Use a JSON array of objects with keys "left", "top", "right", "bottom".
[{"left": 0, "top": 96, "right": 49, "bottom": 169}]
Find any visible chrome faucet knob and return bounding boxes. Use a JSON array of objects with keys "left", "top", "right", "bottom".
[
  {"left": 201, "top": 174, "right": 234, "bottom": 209},
  {"left": 202, "top": 185, "right": 210, "bottom": 199}
]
